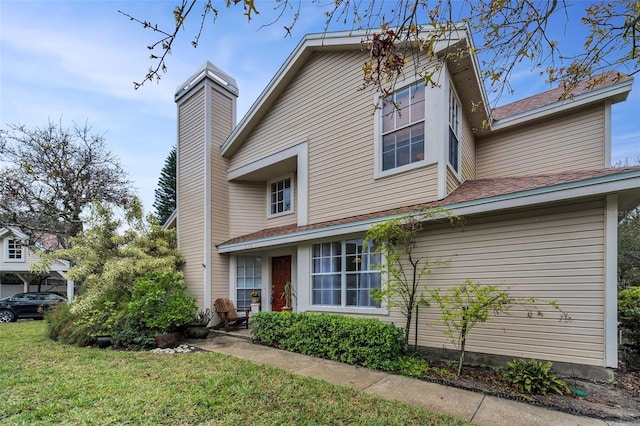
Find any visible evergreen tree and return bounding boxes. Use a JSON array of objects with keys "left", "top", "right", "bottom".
[{"left": 153, "top": 146, "right": 176, "bottom": 225}]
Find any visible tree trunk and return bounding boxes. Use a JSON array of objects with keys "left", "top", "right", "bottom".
[
  {"left": 404, "top": 309, "right": 412, "bottom": 345},
  {"left": 457, "top": 308, "right": 468, "bottom": 377},
  {"left": 457, "top": 336, "right": 466, "bottom": 377}
]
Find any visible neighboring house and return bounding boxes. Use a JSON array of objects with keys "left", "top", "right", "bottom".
[
  {"left": 0, "top": 227, "right": 73, "bottom": 301},
  {"left": 173, "top": 26, "right": 640, "bottom": 376}
]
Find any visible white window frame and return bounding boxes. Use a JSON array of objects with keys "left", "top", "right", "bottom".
[
  {"left": 448, "top": 84, "right": 462, "bottom": 176},
  {"left": 267, "top": 174, "right": 294, "bottom": 218},
  {"left": 310, "top": 238, "right": 382, "bottom": 311},
  {"left": 235, "top": 255, "right": 263, "bottom": 310},
  {"left": 374, "top": 78, "right": 433, "bottom": 178},
  {"left": 5, "top": 238, "right": 25, "bottom": 262},
  {"left": 376, "top": 79, "right": 427, "bottom": 176}
]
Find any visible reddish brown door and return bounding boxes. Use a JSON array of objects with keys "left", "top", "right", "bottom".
[{"left": 271, "top": 255, "right": 291, "bottom": 312}]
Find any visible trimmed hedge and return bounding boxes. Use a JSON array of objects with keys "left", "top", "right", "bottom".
[{"left": 251, "top": 312, "right": 405, "bottom": 370}]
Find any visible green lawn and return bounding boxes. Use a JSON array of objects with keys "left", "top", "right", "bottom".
[{"left": 0, "top": 321, "right": 469, "bottom": 425}]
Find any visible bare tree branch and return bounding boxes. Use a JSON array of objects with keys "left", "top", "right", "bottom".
[
  {"left": 121, "top": 0, "right": 639, "bottom": 105},
  {"left": 0, "top": 120, "right": 134, "bottom": 250}
]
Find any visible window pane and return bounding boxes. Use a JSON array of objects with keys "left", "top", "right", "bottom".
[
  {"left": 449, "top": 127, "right": 459, "bottom": 171},
  {"left": 382, "top": 102, "right": 394, "bottom": 132},
  {"left": 410, "top": 83, "right": 425, "bottom": 121},
  {"left": 383, "top": 134, "right": 395, "bottom": 152},
  {"left": 396, "top": 127, "right": 410, "bottom": 147},
  {"left": 395, "top": 87, "right": 410, "bottom": 128},
  {"left": 397, "top": 146, "right": 410, "bottom": 167},
  {"left": 411, "top": 123, "right": 425, "bottom": 162},
  {"left": 383, "top": 151, "right": 395, "bottom": 171},
  {"left": 284, "top": 187, "right": 291, "bottom": 211}
]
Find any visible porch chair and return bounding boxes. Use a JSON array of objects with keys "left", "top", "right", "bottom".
[{"left": 213, "top": 298, "right": 250, "bottom": 332}]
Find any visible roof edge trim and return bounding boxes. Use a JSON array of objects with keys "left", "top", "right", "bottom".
[
  {"left": 175, "top": 61, "right": 239, "bottom": 102},
  {"left": 491, "top": 78, "right": 633, "bottom": 130},
  {"left": 217, "top": 169, "right": 640, "bottom": 253}
]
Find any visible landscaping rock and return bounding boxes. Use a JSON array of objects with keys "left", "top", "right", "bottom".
[{"left": 149, "top": 344, "right": 198, "bottom": 354}]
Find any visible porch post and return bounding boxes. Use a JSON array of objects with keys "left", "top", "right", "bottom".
[
  {"left": 604, "top": 194, "right": 618, "bottom": 368},
  {"left": 15, "top": 274, "right": 29, "bottom": 292},
  {"left": 66, "top": 280, "right": 74, "bottom": 303}
]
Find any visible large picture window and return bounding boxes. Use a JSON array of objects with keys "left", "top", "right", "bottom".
[
  {"left": 5, "top": 239, "right": 24, "bottom": 262},
  {"left": 311, "top": 239, "right": 381, "bottom": 308},
  {"left": 236, "top": 256, "right": 262, "bottom": 309},
  {"left": 268, "top": 176, "right": 292, "bottom": 216},
  {"left": 381, "top": 81, "right": 425, "bottom": 171}
]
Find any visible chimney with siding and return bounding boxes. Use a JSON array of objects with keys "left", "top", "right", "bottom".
[{"left": 174, "top": 62, "right": 238, "bottom": 312}]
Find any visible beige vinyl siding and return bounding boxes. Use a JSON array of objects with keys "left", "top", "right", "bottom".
[
  {"left": 229, "top": 178, "right": 298, "bottom": 238},
  {"left": 446, "top": 166, "right": 459, "bottom": 194},
  {"left": 24, "top": 246, "right": 41, "bottom": 264},
  {"left": 229, "top": 181, "right": 264, "bottom": 237},
  {"left": 230, "top": 50, "right": 440, "bottom": 225},
  {"left": 476, "top": 105, "right": 605, "bottom": 178},
  {"left": 209, "top": 86, "right": 234, "bottom": 303},
  {"left": 177, "top": 87, "right": 206, "bottom": 304},
  {"left": 385, "top": 198, "right": 606, "bottom": 366},
  {"left": 460, "top": 114, "right": 475, "bottom": 181}
]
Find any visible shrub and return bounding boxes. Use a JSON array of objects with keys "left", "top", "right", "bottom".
[
  {"left": 501, "top": 359, "right": 570, "bottom": 395},
  {"left": 395, "top": 355, "right": 431, "bottom": 377},
  {"left": 45, "top": 300, "right": 121, "bottom": 347},
  {"left": 112, "top": 314, "right": 158, "bottom": 350},
  {"left": 250, "top": 311, "right": 303, "bottom": 347},
  {"left": 251, "top": 312, "right": 405, "bottom": 370},
  {"left": 127, "top": 271, "right": 197, "bottom": 334},
  {"left": 619, "top": 286, "right": 640, "bottom": 345},
  {"left": 45, "top": 302, "right": 74, "bottom": 342}
]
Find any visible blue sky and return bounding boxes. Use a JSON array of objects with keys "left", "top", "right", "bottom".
[{"left": 1, "top": 1, "right": 638, "bottom": 213}]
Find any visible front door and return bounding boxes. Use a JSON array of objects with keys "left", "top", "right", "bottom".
[{"left": 271, "top": 255, "right": 291, "bottom": 312}]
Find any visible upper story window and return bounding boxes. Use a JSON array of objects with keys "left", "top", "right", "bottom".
[
  {"left": 448, "top": 86, "right": 461, "bottom": 173},
  {"left": 381, "top": 81, "right": 425, "bottom": 172},
  {"left": 311, "top": 238, "right": 381, "bottom": 308},
  {"left": 268, "top": 176, "right": 293, "bottom": 217},
  {"left": 5, "top": 238, "right": 24, "bottom": 262}
]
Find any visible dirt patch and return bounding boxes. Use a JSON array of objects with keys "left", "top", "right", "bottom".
[{"left": 417, "top": 356, "right": 640, "bottom": 422}]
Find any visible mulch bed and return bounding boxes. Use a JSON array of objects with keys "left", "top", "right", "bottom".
[{"left": 415, "top": 358, "right": 640, "bottom": 422}]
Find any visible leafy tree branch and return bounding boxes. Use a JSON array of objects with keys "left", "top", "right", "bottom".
[
  {"left": 430, "top": 280, "right": 571, "bottom": 376},
  {"left": 364, "top": 207, "right": 461, "bottom": 345}
]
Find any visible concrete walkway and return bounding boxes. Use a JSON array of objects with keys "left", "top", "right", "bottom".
[{"left": 189, "top": 332, "right": 632, "bottom": 426}]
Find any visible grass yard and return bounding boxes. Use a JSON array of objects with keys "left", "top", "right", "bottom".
[{"left": 0, "top": 321, "right": 469, "bottom": 425}]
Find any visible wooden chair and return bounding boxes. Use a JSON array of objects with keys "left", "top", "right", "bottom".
[{"left": 213, "top": 298, "right": 250, "bottom": 332}]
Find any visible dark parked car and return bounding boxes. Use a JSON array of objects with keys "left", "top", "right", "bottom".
[{"left": 0, "top": 292, "right": 66, "bottom": 323}]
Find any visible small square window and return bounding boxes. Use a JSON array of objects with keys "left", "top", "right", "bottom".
[
  {"left": 5, "top": 238, "right": 25, "bottom": 262},
  {"left": 268, "top": 176, "right": 293, "bottom": 216}
]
